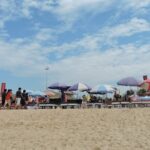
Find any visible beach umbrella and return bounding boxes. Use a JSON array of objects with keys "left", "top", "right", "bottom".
[
  {"left": 68, "top": 82, "right": 91, "bottom": 91},
  {"left": 48, "top": 83, "right": 70, "bottom": 90},
  {"left": 48, "top": 82, "right": 70, "bottom": 103},
  {"left": 117, "top": 77, "right": 141, "bottom": 87},
  {"left": 90, "top": 84, "right": 115, "bottom": 94}
]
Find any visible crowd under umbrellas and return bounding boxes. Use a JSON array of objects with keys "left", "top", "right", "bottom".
[{"left": 1, "top": 75, "right": 150, "bottom": 109}]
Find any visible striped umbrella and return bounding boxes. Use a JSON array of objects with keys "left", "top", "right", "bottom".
[{"left": 68, "top": 82, "right": 91, "bottom": 91}]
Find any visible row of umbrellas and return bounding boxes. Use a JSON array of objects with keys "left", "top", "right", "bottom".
[
  {"left": 28, "top": 76, "right": 149, "bottom": 102},
  {"left": 48, "top": 82, "right": 116, "bottom": 103},
  {"left": 48, "top": 76, "right": 150, "bottom": 102},
  {"left": 48, "top": 82, "right": 115, "bottom": 93},
  {"left": 48, "top": 76, "right": 144, "bottom": 95}
]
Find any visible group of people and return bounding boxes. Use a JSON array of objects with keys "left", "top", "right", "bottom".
[{"left": 1, "top": 87, "right": 29, "bottom": 109}]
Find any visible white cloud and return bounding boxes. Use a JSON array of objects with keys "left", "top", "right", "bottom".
[
  {"left": 0, "top": 39, "right": 50, "bottom": 76},
  {"left": 54, "top": 0, "right": 116, "bottom": 22},
  {"left": 49, "top": 44, "right": 150, "bottom": 85},
  {"left": 0, "top": 0, "right": 150, "bottom": 89},
  {"left": 1, "top": 35, "right": 149, "bottom": 87},
  {"left": 43, "top": 17, "right": 150, "bottom": 57},
  {"left": 34, "top": 28, "right": 56, "bottom": 42},
  {"left": 0, "top": 15, "right": 149, "bottom": 78},
  {"left": 123, "top": 0, "right": 150, "bottom": 10},
  {"left": 0, "top": 0, "right": 149, "bottom": 30},
  {"left": 104, "top": 18, "right": 150, "bottom": 38},
  {"left": 0, "top": 0, "right": 17, "bottom": 28},
  {"left": 21, "top": 0, "right": 55, "bottom": 17}
]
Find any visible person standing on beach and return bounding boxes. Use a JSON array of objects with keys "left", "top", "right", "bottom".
[
  {"left": 25, "top": 93, "right": 29, "bottom": 104},
  {"left": 15, "top": 87, "right": 22, "bottom": 109},
  {"left": 1, "top": 89, "right": 7, "bottom": 107},
  {"left": 4, "top": 89, "right": 12, "bottom": 109},
  {"left": 21, "top": 90, "right": 26, "bottom": 109}
]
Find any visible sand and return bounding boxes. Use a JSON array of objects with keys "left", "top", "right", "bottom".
[{"left": 0, "top": 108, "right": 149, "bottom": 150}]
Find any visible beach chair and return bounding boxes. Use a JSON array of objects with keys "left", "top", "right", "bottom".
[
  {"left": 112, "top": 102, "right": 122, "bottom": 108},
  {"left": 60, "top": 103, "right": 80, "bottom": 109}
]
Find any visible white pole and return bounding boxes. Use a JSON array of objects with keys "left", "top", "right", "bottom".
[{"left": 45, "top": 66, "right": 49, "bottom": 90}]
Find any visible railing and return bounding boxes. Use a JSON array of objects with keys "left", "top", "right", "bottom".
[{"left": 32, "top": 101, "right": 150, "bottom": 109}]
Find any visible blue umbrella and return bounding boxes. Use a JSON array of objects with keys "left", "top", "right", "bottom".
[
  {"left": 90, "top": 84, "right": 115, "bottom": 94},
  {"left": 117, "top": 77, "right": 142, "bottom": 86}
]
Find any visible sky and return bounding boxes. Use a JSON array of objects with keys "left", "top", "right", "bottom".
[{"left": 0, "top": 0, "right": 150, "bottom": 91}]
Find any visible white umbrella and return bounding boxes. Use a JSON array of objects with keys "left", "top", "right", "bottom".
[{"left": 68, "top": 82, "right": 91, "bottom": 91}]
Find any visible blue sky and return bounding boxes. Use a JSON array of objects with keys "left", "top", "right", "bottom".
[{"left": 0, "top": 0, "right": 150, "bottom": 91}]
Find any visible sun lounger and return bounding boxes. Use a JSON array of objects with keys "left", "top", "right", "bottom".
[
  {"left": 112, "top": 102, "right": 122, "bottom": 108},
  {"left": 38, "top": 104, "right": 58, "bottom": 109},
  {"left": 131, "top": 101, "right": 150, "bottom": 108},
  {"left": 120, "top": 102, "right": 131, "bottom": 108},
  {"left": 86, "top": 103, "right": 103, "bottom": 108},
  {"left": 60, "top": 103, "right": 80, "bottom": 109},
  {"left": 27, "top": 104, "right": 38, "bottom": 109}
]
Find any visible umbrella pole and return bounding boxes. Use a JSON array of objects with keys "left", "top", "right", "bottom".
[{"left": 61, "top": 90, "right": 64, "bottom": 104}]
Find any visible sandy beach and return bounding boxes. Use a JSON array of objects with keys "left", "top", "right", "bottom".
[{"left": 0, "top": 108, "right": 149, "bottom": 150}]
